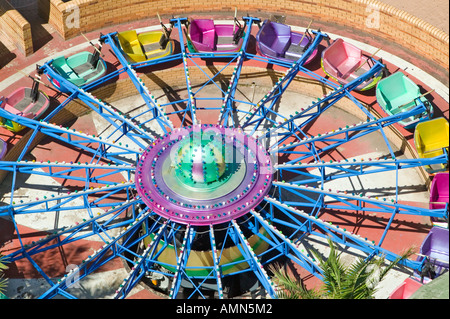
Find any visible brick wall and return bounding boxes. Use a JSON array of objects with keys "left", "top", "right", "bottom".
[
  {"left": 37, "top": 0, "right": 448, "bottom": 73},
  {"left": 0, "top": 0, "right": 33, "bottom": 56}
]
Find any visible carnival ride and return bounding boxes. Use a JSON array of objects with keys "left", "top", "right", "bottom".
[{"left": 0, "top": 15, "right": 448, "bottom": 299}]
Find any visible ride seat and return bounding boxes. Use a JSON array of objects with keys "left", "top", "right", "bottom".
[
  {"left": 377, "top": 72, "right": 422, "bottom": 111},
  {"left": 190, "top": 19, "right": 217, "bottom": 51},
  {"left": 258, "top": 21, "right": 291, "bottom": 57},
  {"left": 323, "top": 38, "right": 362, "bottom": 79}
]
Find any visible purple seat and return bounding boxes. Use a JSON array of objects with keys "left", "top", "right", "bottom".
[
  {"left": 257, "top": 21, "right": 291, "bottom": 57},
  {"left": 417, "top": 227, "right": 449, "bottom": 278},
  {"left": 256, "top": 20, "right": 318, "bottom": 64}
]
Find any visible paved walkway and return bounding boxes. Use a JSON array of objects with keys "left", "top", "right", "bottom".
[{"left": 379, "top": 0, "right": 449, "bottom": 34}]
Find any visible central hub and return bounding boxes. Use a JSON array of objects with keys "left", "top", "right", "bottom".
[
  {"left": 135, "top": 124, "right": 273, "bottom": 225},
  {"left": 174, "top": 130, "right": 227, "bottom": 184}
]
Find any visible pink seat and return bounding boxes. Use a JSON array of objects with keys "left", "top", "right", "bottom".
[
  {"left": 322, "top": 38, "right": 362, "bottom": 79},
  {"left": 389, "top": 277, "right": 423, "bottom": 299}
]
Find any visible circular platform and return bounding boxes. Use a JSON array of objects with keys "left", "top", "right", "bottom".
[{"left": 135, "top": 124, "right": 273, "bottom": 225}]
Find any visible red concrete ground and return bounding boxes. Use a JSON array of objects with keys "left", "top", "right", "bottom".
[{"left": 0, "top": 13, "right": 448, "bottom": 299}]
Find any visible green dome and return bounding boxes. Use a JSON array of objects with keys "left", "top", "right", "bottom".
[{"left": 174, "top": 131, "right": 227, "bottom": 185}]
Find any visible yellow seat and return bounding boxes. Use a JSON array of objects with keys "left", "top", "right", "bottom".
[
  {"left": 414, "top": 117, "right": 449, "bottom": 173},
  {"left": 118, "top": 30, "right": 174, "bottom": 63}
]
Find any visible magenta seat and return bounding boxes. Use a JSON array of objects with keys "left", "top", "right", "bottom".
[
  {"left": 430, "top": 173, "right": 449, "bottom": 210},
  {"left": 189, "top": 19, "right": 243, "bottom": 53}
]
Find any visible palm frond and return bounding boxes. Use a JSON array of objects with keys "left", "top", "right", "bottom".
[
  {"left": 0, "top": 254, "right": 9, "bottom": 296},
  {"left": 269, "top": 264, "right": 320, "bottom": 299},
  {"left": 0, "top": 254, "right": 9, "bottom": 271},
  {"left": 312, "top": 238, "right": 348, "bottom": 298}
]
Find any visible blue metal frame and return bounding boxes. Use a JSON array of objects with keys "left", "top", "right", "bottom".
[{"left": 0, "top": 16, "right": 446, "bottom": 300}]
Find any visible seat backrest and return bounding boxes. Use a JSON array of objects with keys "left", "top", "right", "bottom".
[
  {"left": 343, "top": 41, "right": 361, "bottom": 60},
  {"left": 270, "top": 21, "right": 291, "bottom": 37},
  {"left": 424, "top": 227, "right": 449, "bottom": 254},
  {"left": 258, "top": 21, "right": 278, "bottom": 47},
  {"left": 189, "top": 20, "right": 202, "bottom": 43},
  {"left": 323, "top": 39, "right": 349, "bottom": 69},
  {"left": 417, "top": 118, "right": 449, "bottom": 144},
  {"left": 378, "top": 73, "right": 408, "bottom": 101},
  {"left": 190, "top": 19, "right": 215, "bottom": 43},
  {"left": 118, "top": 30, "right": 140, "bottom": 53},
  {"left": 433, "top": 173, "right": 449, "bottom": 198}
]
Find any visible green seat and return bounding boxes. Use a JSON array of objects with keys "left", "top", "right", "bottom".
[
  {"left": 51, "top": 51, "right": 106, "bottom": 87},
  {"left": 376, "top": 72, "right": 431, "bottom": 128}
]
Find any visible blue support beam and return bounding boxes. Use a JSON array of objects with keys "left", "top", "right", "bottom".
[
  {"left": 101, "top": 32, "right": 175, "bottom": 133},
  {"left": 272, "top": 102, "right": 429, "bottom": 164},
  {"left": 257, "top": 61, "right": 385, "bottom": 147},
  {"left": 262, "top": 196, "right": 428, "bottom": 271},
  {"left": 275, "top": 154, "right": 449, "bottom": 185},
  {"left": 38, "top": 208, "right": 153, "bottom": 299},
  {"left": 242, "top": 30, "right": 329, "bottom": 133}
]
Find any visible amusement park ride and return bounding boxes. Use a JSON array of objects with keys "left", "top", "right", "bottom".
[{"left": 0, "top": 14, "right": 448, "bottom": 299}]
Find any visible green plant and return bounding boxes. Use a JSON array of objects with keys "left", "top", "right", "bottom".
[
  {"left": 270, "top": 238, "right": 415, "bottom": 299},
  {"left": 0, "top": 254, "right": 9, "bottom": 298}
]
